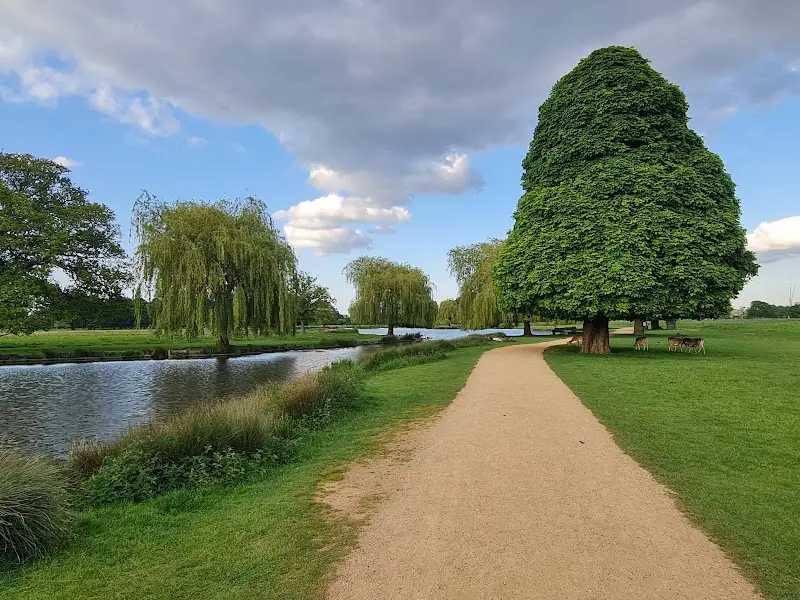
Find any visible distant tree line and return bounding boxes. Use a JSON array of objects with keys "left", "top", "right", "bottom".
[{"left": 745, "top": 301, "right": 800, "bottom": 319}]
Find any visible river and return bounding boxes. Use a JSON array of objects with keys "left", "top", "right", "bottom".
[{"left": 0, "top": 328, "right": 541, "bottom": 456}]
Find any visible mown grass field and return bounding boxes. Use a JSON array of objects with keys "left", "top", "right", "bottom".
[
  {"left": 0, "top": 328, "right": 379, "bottom": 361},
  {"left": 0, "top": 340, "right": 547, "bottom": 599},
  {"left": 546, "top": 319, "right": 800, "bottom": 600}
]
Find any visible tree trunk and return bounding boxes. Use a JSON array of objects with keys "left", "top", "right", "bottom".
[
  {"left": 301, "top": 320, "right": 306, "bottom": 334},
  {"left": 387, "top": 322, "right": 395, "bottom": 336},
  {"left": 633, "top": 319, "right": 644, "bottom": 335},
  {"left": 666, "top": 319, "right": 677, "bottom": 330},
  {"left": 650, "top": 319, "right": 662, "bottom": 330},
  {"left": 217, "top": 296, "right": 232, "bottom": 352},
  {"left": 522, "top": 319, "right": 533, "bottom": 337},
  {"left": 581, "top": 316, "right": 610, "bottom": 354}
]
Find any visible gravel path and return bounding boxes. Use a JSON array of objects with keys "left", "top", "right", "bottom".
[{"left": 325, "top": 338, "right": 762, "bottom": 600}]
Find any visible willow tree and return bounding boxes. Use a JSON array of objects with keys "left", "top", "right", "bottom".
[
  {"left": 132, "top": 193, "right": 296, "bottom": 350},
  {"left": 344, "top": 257, "right": 436, "bottom": 335},
  {"left": 448, "top": 239, "right": 533, "bottom": 334},
  {"left": 495, "top": 46, "right": 757, "bottom": 353},
  {"left": 436, "top": 299, "right": 459, "bottom": 327}
]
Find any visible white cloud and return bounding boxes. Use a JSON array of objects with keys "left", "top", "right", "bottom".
[
  {"left": 275, "top": 193, "right": 411, "bottom": 251},
  {"left": 283, "top": 225, "right": 371, "bottom": 255},
  {"left": 747, "top": 216, "right": 800, "bottom": 263},
  {"left": 2, "top": 1, "right": 800, "bottom": 250},
  {"left": 51, "top": 156, "right": 79, "bottom": 168},
  {"left": 88, "top": 87, "right": 179, "bottom": 136}
]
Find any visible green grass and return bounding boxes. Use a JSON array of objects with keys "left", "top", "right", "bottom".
[
  {"left": 0, "top": 329, "right": 380, "bottom": 362},
  {"left": 0, "top": 340, "right": 547, "bottom": 599},
  {"left": 546, "top": 319, "right": 800, "bottom": 600}
]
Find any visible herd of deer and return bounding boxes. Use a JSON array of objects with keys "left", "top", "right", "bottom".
[{"left": 566, "top": 333, "right": 706, "bottom": 354}]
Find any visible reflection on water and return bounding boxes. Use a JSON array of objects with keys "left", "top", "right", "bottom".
[{"left": 0, "top": 346, "right": 371, "bottom": 457}]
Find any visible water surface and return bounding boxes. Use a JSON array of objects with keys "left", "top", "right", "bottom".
[{"left": 0, "top": 328, "right": 543, "bottom": 456}]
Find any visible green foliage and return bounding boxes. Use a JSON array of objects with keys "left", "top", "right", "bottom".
[
  {"left": 79, "top": 363, "right": 365, "bottom": 504},
  {"left": 292, "top": 271, "right": 335, "bottom": 331},
  {"left": 344, "top": 257, "right": 436, "bottom": 334},
  {"left": 435, "top": 299, "right": 460, "bottom": 327},
  {"left": 0, "top": 451, "right": 72, "bottom": 565},
  {"left": 360, "top": 340, "right": 455, "bottom": 372},
  {"left": 495, "top": 46, "right": 758, "bottom": 326},
  {"left": 132, "top": 193, "right": 296, "bottom": 348},
  {"left": 745, "top": 300, "right": 800, "bottom": 319},
  {"left": 0, "top": 153, "right": 127, "bottom": 335},
  {"left": 448, "top": 239, "right": 516, "bottom": 329}
]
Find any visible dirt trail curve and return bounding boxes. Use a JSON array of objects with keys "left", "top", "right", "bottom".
[{"left": 324, "top": 335, "right": 762, "bottom": 600}]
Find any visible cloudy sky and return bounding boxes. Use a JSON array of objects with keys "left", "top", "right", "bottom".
[{"left": 2, "top": 0, "right": 799, "bottom": 312}]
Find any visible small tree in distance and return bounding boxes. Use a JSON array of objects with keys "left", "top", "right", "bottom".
[
  {"left": 292, "top": 271, "right": 334, "bottom": 333},
  {"left": 344, "top": 256, "right": 436, "bottom": 336},
  {"left": 495, "top": 46, "right": 757, "bottom": 353},
  {"left": 436, "top": 299, "right": 460, "bottom": 327}
]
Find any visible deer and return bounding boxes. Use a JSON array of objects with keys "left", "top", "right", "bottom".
[
  {"left": 682, "top": 338, "right": 706, "bottom": 354},
  {"left": 668, "top": 336, "right": 685, "bottom": 352},
  {"left": 566, "top": 334, "right": 583, "bottom": 347},
  {"left": 634, "top": 336, "right": 648, "bottom": 351}
]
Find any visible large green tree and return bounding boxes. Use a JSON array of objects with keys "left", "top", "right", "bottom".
[
  {"left": 495, "top": 46, "right": 758, "bottom": 353},
  {"left": 344, "top": 257, "right": 436, "bottom": 335},
  {"left": 0, "top": 153, "right": 127, "bottom": 335},
  {"left": 132, "top": 193, "right": 296, "bottom": 350},
  {"left": 292, "top": 271, "right": 334, "bottom": 333},
  {"left": 448, "top": 239, "right": 534, "bottom": 334}
]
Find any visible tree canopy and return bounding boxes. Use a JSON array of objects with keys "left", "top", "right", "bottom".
[
  {"left": 132, "top": 193, "right": 296, "bottom": 349},
  {"left": 292, "top": 271, "right": 334, "bottom": 332},
  {"left": 495, "top": 46, "right": 758, "bottom": 353},
  {"left": 435, "top": 299, "right": 460, "bottom": 327},
  {"left": 0, "top": 153, "right": 127, "bottom": 335},
  {"left": 344, "top": 256, "right": 436, "bottom": 335},
  {"left": 448, "top": 239, "right": 510, "bottom": 330}
]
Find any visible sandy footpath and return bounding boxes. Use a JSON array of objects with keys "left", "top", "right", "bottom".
[{"left": 322, "top": 337, "right": 762, "bottom": 599}]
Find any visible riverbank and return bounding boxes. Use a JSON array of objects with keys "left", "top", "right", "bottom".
[
  {"left": 0, "top": 338, "right": 549, "bottom": 598},
  {"left": 0, "top": 329, "right": 382, "bottom": 366},
  {"left": 546, "top": 319, "right": 800, "bottom": 600}
]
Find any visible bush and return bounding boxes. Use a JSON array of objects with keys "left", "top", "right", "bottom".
[
  {"left": 69, "top": 438, "right": 119, "bottom": 478},
  {"left": 380, "top": 334, "right": 398, "bottom": 343},
  {"left": 360, "top": 340, "right": 456, "bottom": 372},
  {"left": 0, "top": 451, "right": 72, "bottom": 566},
  {"left": 82, "top": 362, "right": 365, "bottom": 505}
]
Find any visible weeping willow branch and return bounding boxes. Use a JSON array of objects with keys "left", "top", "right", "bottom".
[
  {"left": 132, "top": 192, "right": 297, "bottom": 349},
  {"left": 447, "top": 239, "right": 516, "bottom": 330},
  {"left": 344, "top": 256, "right": 436, "bottom": 335}
]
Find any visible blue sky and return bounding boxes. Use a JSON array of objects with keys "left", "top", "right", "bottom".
[{"left": 2, "top": 1, "right": 799, "bottom": 313}]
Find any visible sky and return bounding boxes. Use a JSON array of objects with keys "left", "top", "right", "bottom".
[{"left": 1, "top": 0, "right": 799, "bottom": 313}]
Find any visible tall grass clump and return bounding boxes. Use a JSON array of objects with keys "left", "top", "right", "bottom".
[
  {"left": 360, "top": 340, "right": 455, "bottom": 372},
  {"left": 80, "top": 361, "right": 365, "bottom": 505},
  {"left": 0, "top": 451, "right": 72, "bottom": 566}
]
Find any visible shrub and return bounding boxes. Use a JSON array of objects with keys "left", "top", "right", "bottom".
[
  {"left": 151, "top": 347, "right": 168, "bottom": 360},
  {"left": 360, "top": 340, "right": 456, "bottom": 372},
  {"left": 82, "top": 361, "right": 365, "bottom": 505},
  {"left": 380, "top": 334, "right": 398, "bottom": 343},
  {"left": 68, "top": 438, "right": 119, "bottom": 478},
  {"left": 0, "top": 451, "right": 72, "bottom": 565}
]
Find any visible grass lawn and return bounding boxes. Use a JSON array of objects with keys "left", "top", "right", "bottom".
[
  {"left": 0, "top": 339, "right": 547, "bottom": 599},
  {"left": 546, "top": 319, "right": 800, "bottom": 600},
  {"left": 0, "top": 329, "right": 380, "bottom": 361}
]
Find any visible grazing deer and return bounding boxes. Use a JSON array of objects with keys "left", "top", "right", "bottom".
[
  {"left": 634, "top": 336, "right": 648, "bottom": 351},
  {"left": 566, "top": 334, "right": 583, "bottom": 347},
  {"left": 668, "top": 336, "right": 684, "bottom": 352},
  {"left": 682, "top": 338, "right": 706, "bottom": 354}
]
